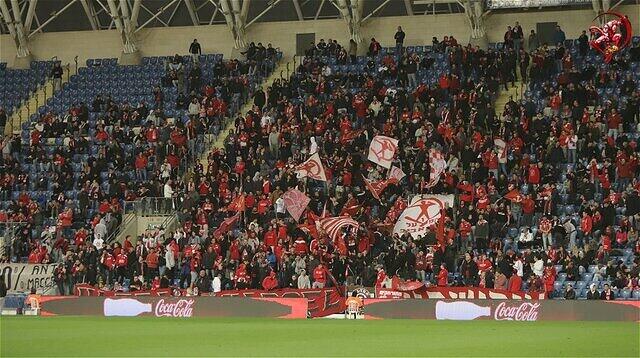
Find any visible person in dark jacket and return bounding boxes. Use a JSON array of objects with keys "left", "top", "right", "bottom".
[
  {"left": 459, "top": 252, "right": 478, "bottom": 286},
  {"left": 195, "top": 269, "right": 211, "bottom": 293},
  {"left": 600, "top": 283, "right": 615, "bottom": 300},
  {"left": 564, "top": 284, "right": 576, "bottom": 299},
  {"left": 586, "top": 284, "right": 600, "bottom": 299}
]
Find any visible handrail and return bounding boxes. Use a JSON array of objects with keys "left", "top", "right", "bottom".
[{"left": 105, "top": 212, "right": 136, "bottom": 244}]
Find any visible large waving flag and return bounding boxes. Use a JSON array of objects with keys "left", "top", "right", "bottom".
[
  {"left": 427, "top": 148, "right": 447, "bottom": 188},
  {"left": 295, "top": 153, "right": 327, "bottom": 181},
  {"left": 368, "top": 135, "right": 398, "bottom": 169},
  {"left": 213, "top": 213, "right": 241, "bottom": 238},
  {"left": 282, "top": 188, "right": 311, "bottom": 222},
  {"left": 317, "top": 216, "right": 360, "bottom": 242}
]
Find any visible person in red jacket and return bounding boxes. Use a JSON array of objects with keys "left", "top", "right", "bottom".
[
  {"left": 115, "top": 250, "right": 128, "bottom": 283},
  {"left": 437, "top": 263, "right": 449, "bottom": 287},
  {"left": 543, "top": 262, "right": 557, "bottom": 298},
  {"left": 508, "top": 271, "right": 523, "bottom": 293},
  {"left": 312, "top": 263, "right": 327, "bottom": 288},
  {"left": 262, "top": 270, "right": 279, "bottom": 290},
  {"left": 528, "top": 163, "right": 541, "bottom": 184}
]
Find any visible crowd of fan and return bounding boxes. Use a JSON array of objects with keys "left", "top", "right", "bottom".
[{"left": 2, "top": 24, "right": 640, "bottom": 300}]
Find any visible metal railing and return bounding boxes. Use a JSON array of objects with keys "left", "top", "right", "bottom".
[
  {"left": 104, "top": 212, "right": 136, "bottom": 245},
  {"left": 0, "top": 221, "right": 28, "bottom": 261},
  {"left": 124, "top": 197, "right": 181, "bottom": 217}
]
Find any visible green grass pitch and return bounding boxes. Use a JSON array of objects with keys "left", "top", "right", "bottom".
[{"left": 1, "top": 316, "right": 638, "bottom": 357}]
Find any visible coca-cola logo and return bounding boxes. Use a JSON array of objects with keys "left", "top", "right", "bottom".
[
  {"left": 154, "top": 299, "right": 195, "bottom": 318},
  {"left": 494, "top": 302, "right": 540, "bottom": 321}
]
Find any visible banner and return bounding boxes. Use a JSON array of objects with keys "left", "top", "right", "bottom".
[
  {"left": 317, "top": 216, "right": 360, "bottom": 242},
  {"left": 392, "top": 195, "right": 454, "bottom": 239},
  {"left": 0, "top": 263, "right": 58, "bottom": 294},
  {"left": 295, "top": 153, "right": 327, "bottom": 181},
  {"left": 368, "top": 136, "right": 398, "bottom": 169},
  {"left": 375, "top": 287, "right": 546, "bottom": 300},
  {"left": 74, "top": 285, "right": 345, "bottom": 318},
  {"left": 282, "top": 188, "right": 310, "bottom": 222},
  {"left": 38, "top": 296, "right": 308, "bottom": 319},
  {"left": 362, "top": 299, "right": 640, "bottom": 321}
]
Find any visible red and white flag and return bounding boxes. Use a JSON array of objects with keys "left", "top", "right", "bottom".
[
  {"left": 364, "top": 177, "right": 399, "bottom": 200},
  {"left": 368, "top": 135, "right": 398, "bottom": 169},
  {"left": 282, "top": 188, "right": 310, "bottom": 222},
  {"left": 393, "top": 195, "right": 454, "bottom": 239},
  {"left": 295, "top": 153, "right": 327, "bottom": 182},
  {"left": 427, "top": 148, "right": 447, "bottom": 188},
  {"left": 317, "top": 216, "right": 360, "bottom": 242},
  {"left": 388, "top": 165, "right": 406, "bottom": 181}
]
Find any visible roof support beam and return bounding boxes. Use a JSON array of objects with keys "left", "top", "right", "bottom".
[
  {"left": 314, "top": 0, "right": 324, "bottom": 20},
  {"left": 135, "top": 0, "right": 178, "bottom": 32},
  {"left": 404, "top": 0, "right": 414, "bottom": 15},
  {"left": 0, "top": 0, "right": 30, "bottom": 56},
  {"left": 139, "top": 3, "right": 168, "bottom": 26},
  {"left": 245, "top": 0, "right": 280, "bottom": 28},
  {"left": 28, "top": 0, "right": 78, "bottom": 38},
  {"left": 79, "top": 0, "right": 98, "bottom": 30},
  {"left": 24, "top": 0, "right": 37, "bottom": 33},
  {"left": 362, "top": 0, "right": 390, "bottom": 23},
  {"left": 166, "top": 0, "right": 181, "bottom": 26},
  {"left": 183, "top": 0, "right": 199, "bottom": 25},
  {"left": 462, "top": 0, "right": 487, "bottom": 48},
  {"left": 292, "top": 0, "right": 303, "bottom": 20}
]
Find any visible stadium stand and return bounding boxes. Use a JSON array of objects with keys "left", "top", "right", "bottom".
[{"left": 0, "top": 24, "right": 639, "bottom": 302}]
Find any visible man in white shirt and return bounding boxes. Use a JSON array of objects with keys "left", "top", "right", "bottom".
[
  {"left": 531, "top": 255, "right": 544, "bottom": 277},
  {"left": 163, "top": 180, "right": 174, "bottom": 198},
  {"left": 212, "top": 274, "right": 222, "bottom": 293}
]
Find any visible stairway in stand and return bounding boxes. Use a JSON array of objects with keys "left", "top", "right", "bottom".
[
  {"left": 494, "top": 78, "right": 524, "bottom": 116},
  {"left": 4, "top": 66, "right": 71, "bottom": 136},
  {"left": 198, "top": 59, "right": 293, "bottom": 170}
]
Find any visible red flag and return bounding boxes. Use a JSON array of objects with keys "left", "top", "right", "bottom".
[
  {"left": 364, "top": 177, "right": 399, "bottom": 200},
  {"left": 228, "top": 194, "right": 246, "bottom": 212},
  {"left": 213, "top": 213, "right": 240, "bottom": 238},
  {"left": 340, "top": 128, "right": 364, "bottom": 145},
  {"left": 504, "top": 189, "right": 523, "bottom": 203},
  {"left": 436, "top": 208, "right": 446, "bottom": 248},
  {"left": 339, "top": 197, "right": 360, "bottom": 217},
  {"left": 298, "top": 222, "right": 319, "bottom": 239}
]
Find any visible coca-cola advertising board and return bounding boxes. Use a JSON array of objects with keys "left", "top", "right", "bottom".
[
  {"left": 362, "top": 299, "right": 639, "bottom": 322},
  {"left": 38, "top": 296, "right": 308, "bottom": 319}
]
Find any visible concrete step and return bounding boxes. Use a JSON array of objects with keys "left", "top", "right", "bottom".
[{"left": 5, "top": 66, "right": 71, "bottom": 136}]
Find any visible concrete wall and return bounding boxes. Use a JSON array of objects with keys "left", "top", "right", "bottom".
[{"left": 1, "top": 5, "right": 638, "bottom": 67}]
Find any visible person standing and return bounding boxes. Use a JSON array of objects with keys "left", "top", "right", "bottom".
[
  {"left": 577, "top": 30, "right": 589, "bottom": 57},
  {"left": 528, "top": 30, "right": 539, "bottom": 52},
  {"left": 513, "top": 21, "right": 524, "bottom": 52},
  {"left": 189, "top": 39, "right": 202, "bottom": 62},
  {"left": 50, "top": 63, "right": 63, "bottom": 92},
  {"left": 553, "top": 25, "right": 566, "bottom": 47},
  {"left": 394, "top": 26, "right": 405, "bottom": 57}
]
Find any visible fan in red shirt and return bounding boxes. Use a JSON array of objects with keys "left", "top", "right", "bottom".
[
  {"left": 437, "top": 263, "right": 449, "bottom": 287},
  {"left": 312, "top": 264, "right": 327, "bottom": 288}
]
